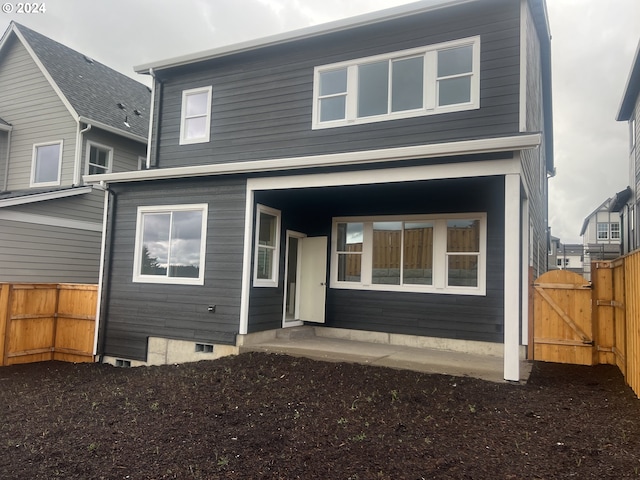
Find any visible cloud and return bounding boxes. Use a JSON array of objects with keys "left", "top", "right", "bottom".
[{"left": 1, "top": 0, "right": 639, "bottom": 245}]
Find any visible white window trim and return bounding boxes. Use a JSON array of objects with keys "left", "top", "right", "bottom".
[
  {"left": 179, "top": 86, "right": 212, "bottom": 145},
  {"left": 137, "top": 156, "right": 146, "bottom": 170},
  {"left": 312, "top": 36, "right": 480, "bottom": 130},
  {"left": 132, "top": 203, "right": 208, "bottom": 285},
  {"left": 253, "top": 204, "right": 281, "bottom": 287},
  {"left": 85, "top": 141, "right": 113, "bottom": 175},
  {"left": 330, "top": 213, "right": 486, "bottom": 296},
  {"left": 30, "top": 140, "right": 63, "bottom": 187}
]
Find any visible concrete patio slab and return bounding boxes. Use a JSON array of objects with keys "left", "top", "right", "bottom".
[{"left": 240, "top": 328, "right": 532, "bottom": 384}]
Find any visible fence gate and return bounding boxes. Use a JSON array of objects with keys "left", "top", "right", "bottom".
[{"left": 532, "top": 270, "right": 595, "bottom": 365}]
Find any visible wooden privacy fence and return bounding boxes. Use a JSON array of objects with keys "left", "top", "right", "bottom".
[
  {"left": 532, "top": 249, "right": 640, "bottom": 398},
  {"left": 0, "top": 283, "right": 97, "bottom": 366}
]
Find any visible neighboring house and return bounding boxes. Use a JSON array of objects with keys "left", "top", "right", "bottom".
[
  {"left": 615, "top": 38, "right": 640, "bottom": 254},
  {"left": 0, "top": 22, "right": 150, "bottom": 283},
  {"left": 548, "top": 236, "right": 584, "bottom": 275},
  {"left": 87, "top": 0, "right": 553, "bottom": 381},
  {"left": 579, "top": 197, "right": 622, "bottom": 280}
]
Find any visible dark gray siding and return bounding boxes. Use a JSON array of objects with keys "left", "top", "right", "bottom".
[
  {"left": 101, "top": 176, "right": 246, "bottom": 361},
  {"left": 152, "top": 0, "right": 521, "bottom": 168},
  {"left": 248, "top": 174, "right": 505, "bottom": 343},
  {"left": 522, "top": 4, "right": 548, "bottom": 277}
]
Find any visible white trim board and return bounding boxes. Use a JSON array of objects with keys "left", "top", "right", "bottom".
[
  {"left": 0, "top": 186, "right": 93, "bottom": 208},
  {"left": 0, "top": 210, "right": 103, "bottom": 232},
  {"left": 85, "top": 134, "right": 541, "bottom": 185}
]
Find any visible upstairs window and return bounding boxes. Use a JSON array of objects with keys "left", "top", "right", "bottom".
[
  {"left": 31, "top": 141, "right": 63, "bottom": 186},
  {"left": 180, "top": 86, "right": 212, "bottom": 145},
  {"left": 86, "top": 142, "right": 112, "bottom": 175},
  {"left": 313, "top": 37, "right": 480, "bottom": 129},
  {"left": 597, "top": 223, "right": 608, "bottom": 240},
  {"left": 610, "top": 222, "right": 620, "bottom": 240}
]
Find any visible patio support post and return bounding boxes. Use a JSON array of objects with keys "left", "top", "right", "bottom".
[{"left": 504, "top": 173, "right": 521, "bottom": 381}]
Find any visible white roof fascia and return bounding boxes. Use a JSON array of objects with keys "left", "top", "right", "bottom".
[
  {"left": 0, "top": 186, "right": 93, "bottom": 208},
  {"left": 0, "top": 123, "right": 12, "bottom": 132},
  {"left": 8, "top": 24, "right": 80, "bottom": 123},
  {"left": 84, "top": 134, "right": 541, "bottom": 185},
  {"left": 78, "top": 116, "right": 148, "bottom": 144},
  {"left": 134, "top": 0, "right": 476, "bottom": 74}
]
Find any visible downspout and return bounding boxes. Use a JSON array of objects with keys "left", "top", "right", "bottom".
[
  {"left": 2, "top": 129, "right": 11, "bottom": 191},
  {"left": 148, "top": 68, "right": 164, "bottom": 169},
  {"left": 74, "top": 123, "right": 92, "bottom": 185},
  {"left": 97, "top": 183, "right": 117, "bottom": 362},
  {"left": 145, "top": 68, "right": 157, "bottom": 169}
]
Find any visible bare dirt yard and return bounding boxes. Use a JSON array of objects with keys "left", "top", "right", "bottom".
[{"left": 1, "top": 352, "right": 639, "bottom": 479}]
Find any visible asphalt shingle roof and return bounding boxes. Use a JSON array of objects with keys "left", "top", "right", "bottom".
[{"left": 12, "top": 22, "right": 150, "bottom": 140}]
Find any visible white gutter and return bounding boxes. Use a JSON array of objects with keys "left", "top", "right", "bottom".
[
  {"left": 0, "top": 185, "right": 93, "bottom": 208},
  {"left": 77, "top": 116, "right": 147, "bottom": 144},
  {"left": 83, "top": 134, "right": 542, "bottom": 185},
  {"left": 73, "top": 123, "right": 92, "bottom": 185},
  {"left": 134, "top": 0, "right": 476, "bottom": 73}
]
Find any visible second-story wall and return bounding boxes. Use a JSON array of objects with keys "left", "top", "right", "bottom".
[
  {"left": 0, "top": 35, "right": 77, "bottom": 190},
  {"left": 82, "top": 128, "right": 146, "bottom": 177},
  {"left": 150, "top": 0, "right": 522, "bottom": 169}
]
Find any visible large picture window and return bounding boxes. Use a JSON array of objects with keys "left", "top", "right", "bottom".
[
  {"left": 133, "top": 204, "right": 208, "bottom": 285},
  {"left": 180, "top": 86, "right": 212, "bottom": 145},
  {"left": 253, "top": 204, "right": 281, "bottom": 287},
  {"left": 313, "top": 37, "right": 480, "bottom": 129},
  {"left": 31, "top": 141, "right": 63, "bottom": 186},
  {"left": 331, "top": 214, "right": 486, "bottom": 295}
]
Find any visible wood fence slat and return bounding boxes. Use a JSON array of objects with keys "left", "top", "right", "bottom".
[
  {"left": 0, "top": 284, "right": 9, "bottom": 366},
  {"left": 534, "top": 285, "right": 592, "bottom": 343},
  {"left": 1, "top": 283, "right": 97, "bottom": 367}
]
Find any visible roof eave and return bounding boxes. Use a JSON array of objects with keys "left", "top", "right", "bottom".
[
  {"left": 616, "top": 39, "right": 640, "bottom": 122},
  {"left": 84, "top": 133, "right": 541, "bottom": 185},
  {"left": 134, "top": 0, "right": 476, "bottom": 74},
  {"left": 0, "top": 186, "right": 93, "bottom": 208},
  {"left": 78, "top": 116, "right": 147, "bottom": 144}
]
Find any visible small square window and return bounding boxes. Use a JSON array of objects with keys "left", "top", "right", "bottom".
[
  {"left": 31, "top": 141, "right": 62, "bottom": 186},
  {"left": 180, "top": 86, "right": 212, "bottom": 145},
  {"left": 86, "top": 142, "right": 113, "bottom": 175}
]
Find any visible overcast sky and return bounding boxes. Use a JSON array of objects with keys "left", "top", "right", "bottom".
[{"left": 1, "top": 0, "right": 639, "bottom": 243}]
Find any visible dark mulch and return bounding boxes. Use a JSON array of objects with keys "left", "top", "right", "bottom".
[{"left": 1, "top": 352, "right": 639, "bottom": 479}]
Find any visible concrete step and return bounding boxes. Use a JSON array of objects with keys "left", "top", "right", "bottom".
[{"left": 275, "top": 326, "right": 316, "bottom": 340}]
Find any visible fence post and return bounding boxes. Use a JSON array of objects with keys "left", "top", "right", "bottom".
[
  {"left": 0, "top": 284, "right": 9, "bottom": 366},
  {"left": 592, "top": 261, "right": 615, "bottom": 366}
]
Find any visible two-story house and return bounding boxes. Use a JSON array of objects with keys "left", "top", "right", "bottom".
[
  {"left": 579, "top": 196, "right": 622, "bottom": 280},
  {"left": 616, "top": 38, "right": 640, "bottom": 254},
  {"left": 87, "top": 0, "right": 553, "bottom": 381},
  {"left": 0, "top": 22, "right": 150, "bottom": 283}
]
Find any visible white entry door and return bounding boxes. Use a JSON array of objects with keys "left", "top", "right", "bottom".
[{"left": 298, "top": 236, "right": 327, "bottom": 323}]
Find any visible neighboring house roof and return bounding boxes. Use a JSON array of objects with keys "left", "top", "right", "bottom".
[
  {"left": 0, "top": 185, "right": 93, "bottom": 208},
  {"left": 617, "top": 38, "right": 640, "bottom": 121},
  {"left": 0, "top": 22, "right": 150, "bottom": 141},
  {"left": 579, "top": 197, "right": 613, "bottom": 236},
  {"left": 610, "top": 186, "right": 633, "bottom": 212}
]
